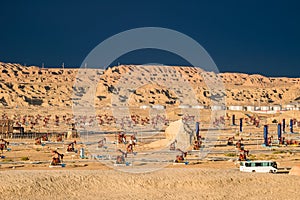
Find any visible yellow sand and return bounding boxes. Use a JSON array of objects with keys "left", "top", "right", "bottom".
[{"left": 0, "top": 168, "right": 300, "bottom": 200}]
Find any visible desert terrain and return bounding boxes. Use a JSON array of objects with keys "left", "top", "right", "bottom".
[
  {"left": 1, "top": 61, "right": 300, "bottom": 108},
  {"left": 1, "top": 61, "right": 300, "bottom": 199}
]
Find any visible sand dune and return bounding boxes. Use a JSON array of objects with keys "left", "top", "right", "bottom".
[{"left": 143, "top": 119, "right": 189, "bottom": 150}]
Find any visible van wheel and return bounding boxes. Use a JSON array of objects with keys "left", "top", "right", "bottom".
[
  {"left": 269, "top": 170, "right": 273, "bottom": 173},
  {"left": 252, "top": 170, "right": 255, "bottom": 173}
]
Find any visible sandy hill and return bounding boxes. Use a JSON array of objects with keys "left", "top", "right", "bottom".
[{"left": 1, "top": 61, "right": 300, "bottom": 109}]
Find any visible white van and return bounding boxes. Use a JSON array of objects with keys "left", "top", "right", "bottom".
[{"left": 240, "top": 160, "right": 277, "bottom": 173}]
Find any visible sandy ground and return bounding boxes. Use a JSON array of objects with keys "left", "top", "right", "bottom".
[
  {"left": 0, "top": 168, "right": 300, "bottom": 200},
  {"left": 0, "top": 109, "right": 300, "bottom": 200}
]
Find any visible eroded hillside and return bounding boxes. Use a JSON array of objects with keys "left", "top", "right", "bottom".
[{"left": 1, "top": 62, "right": 300, "bottom": 109}]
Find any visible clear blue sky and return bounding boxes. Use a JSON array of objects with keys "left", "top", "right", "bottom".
[{"left": 0, "top": 0, "right": 299, "bottom": 77}]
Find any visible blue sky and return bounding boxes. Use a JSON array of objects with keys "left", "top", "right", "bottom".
[{"left": 0, "top": 0, "right": 299, "bottom": 77}]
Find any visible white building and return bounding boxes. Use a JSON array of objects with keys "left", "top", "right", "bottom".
[
  {"left": 140, "top": 105, "right": 150, "bottom": 109},
  {"left": 245, "top": 105, "right": 255, "bottom": 111},
  {"left": 211, "top": 105, "right": 226, "bottom": 111},
  {"left": 228, "top": 105, "right": 244, "bottom": 111},
  {"left": 178, "top": 104, "right": 191, "bottom": 109},
  {"left": 283, "top": 103, "right": 299, "bottom": 111},
  {"left": 152, "top": 105, "right": 165, "bottom": 110},
  {"left": 260, "top": 106, "right": 270, "bottom": 111},
  {"left": 271, "top": 105, "right": 281, "bottom": 111},
  {"left": 192, "top": 105, "right": 205, "bottom": 109}
]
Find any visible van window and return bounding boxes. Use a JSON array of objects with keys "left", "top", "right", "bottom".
[
  {"left": 255, "top": 162, "right": 262, "bottom": 167},
  {"left": 245, "top": 163, "right": 251, "bottom": 167},
  {"left": 262, "top": 162, "right": 269, "bottom": 167}
]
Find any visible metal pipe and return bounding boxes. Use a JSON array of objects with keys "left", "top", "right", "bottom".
[
  {"left": 239, "top": 118, "right": 243, "bottom": 132},
  {"left": 290, "top": 119, "right": 293, "bottom": 133},
  {"left": 195, "top": 121, "right": 200, "bottom": 138},
  {"left": 277, "top": 123, "right": 282, "bottom": 140},
  {"left": 232, "top": 115, "right": 235, "bottom": 125},
  {"left": 264, "top": 125, "right": 268, "bottom": 146}
]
